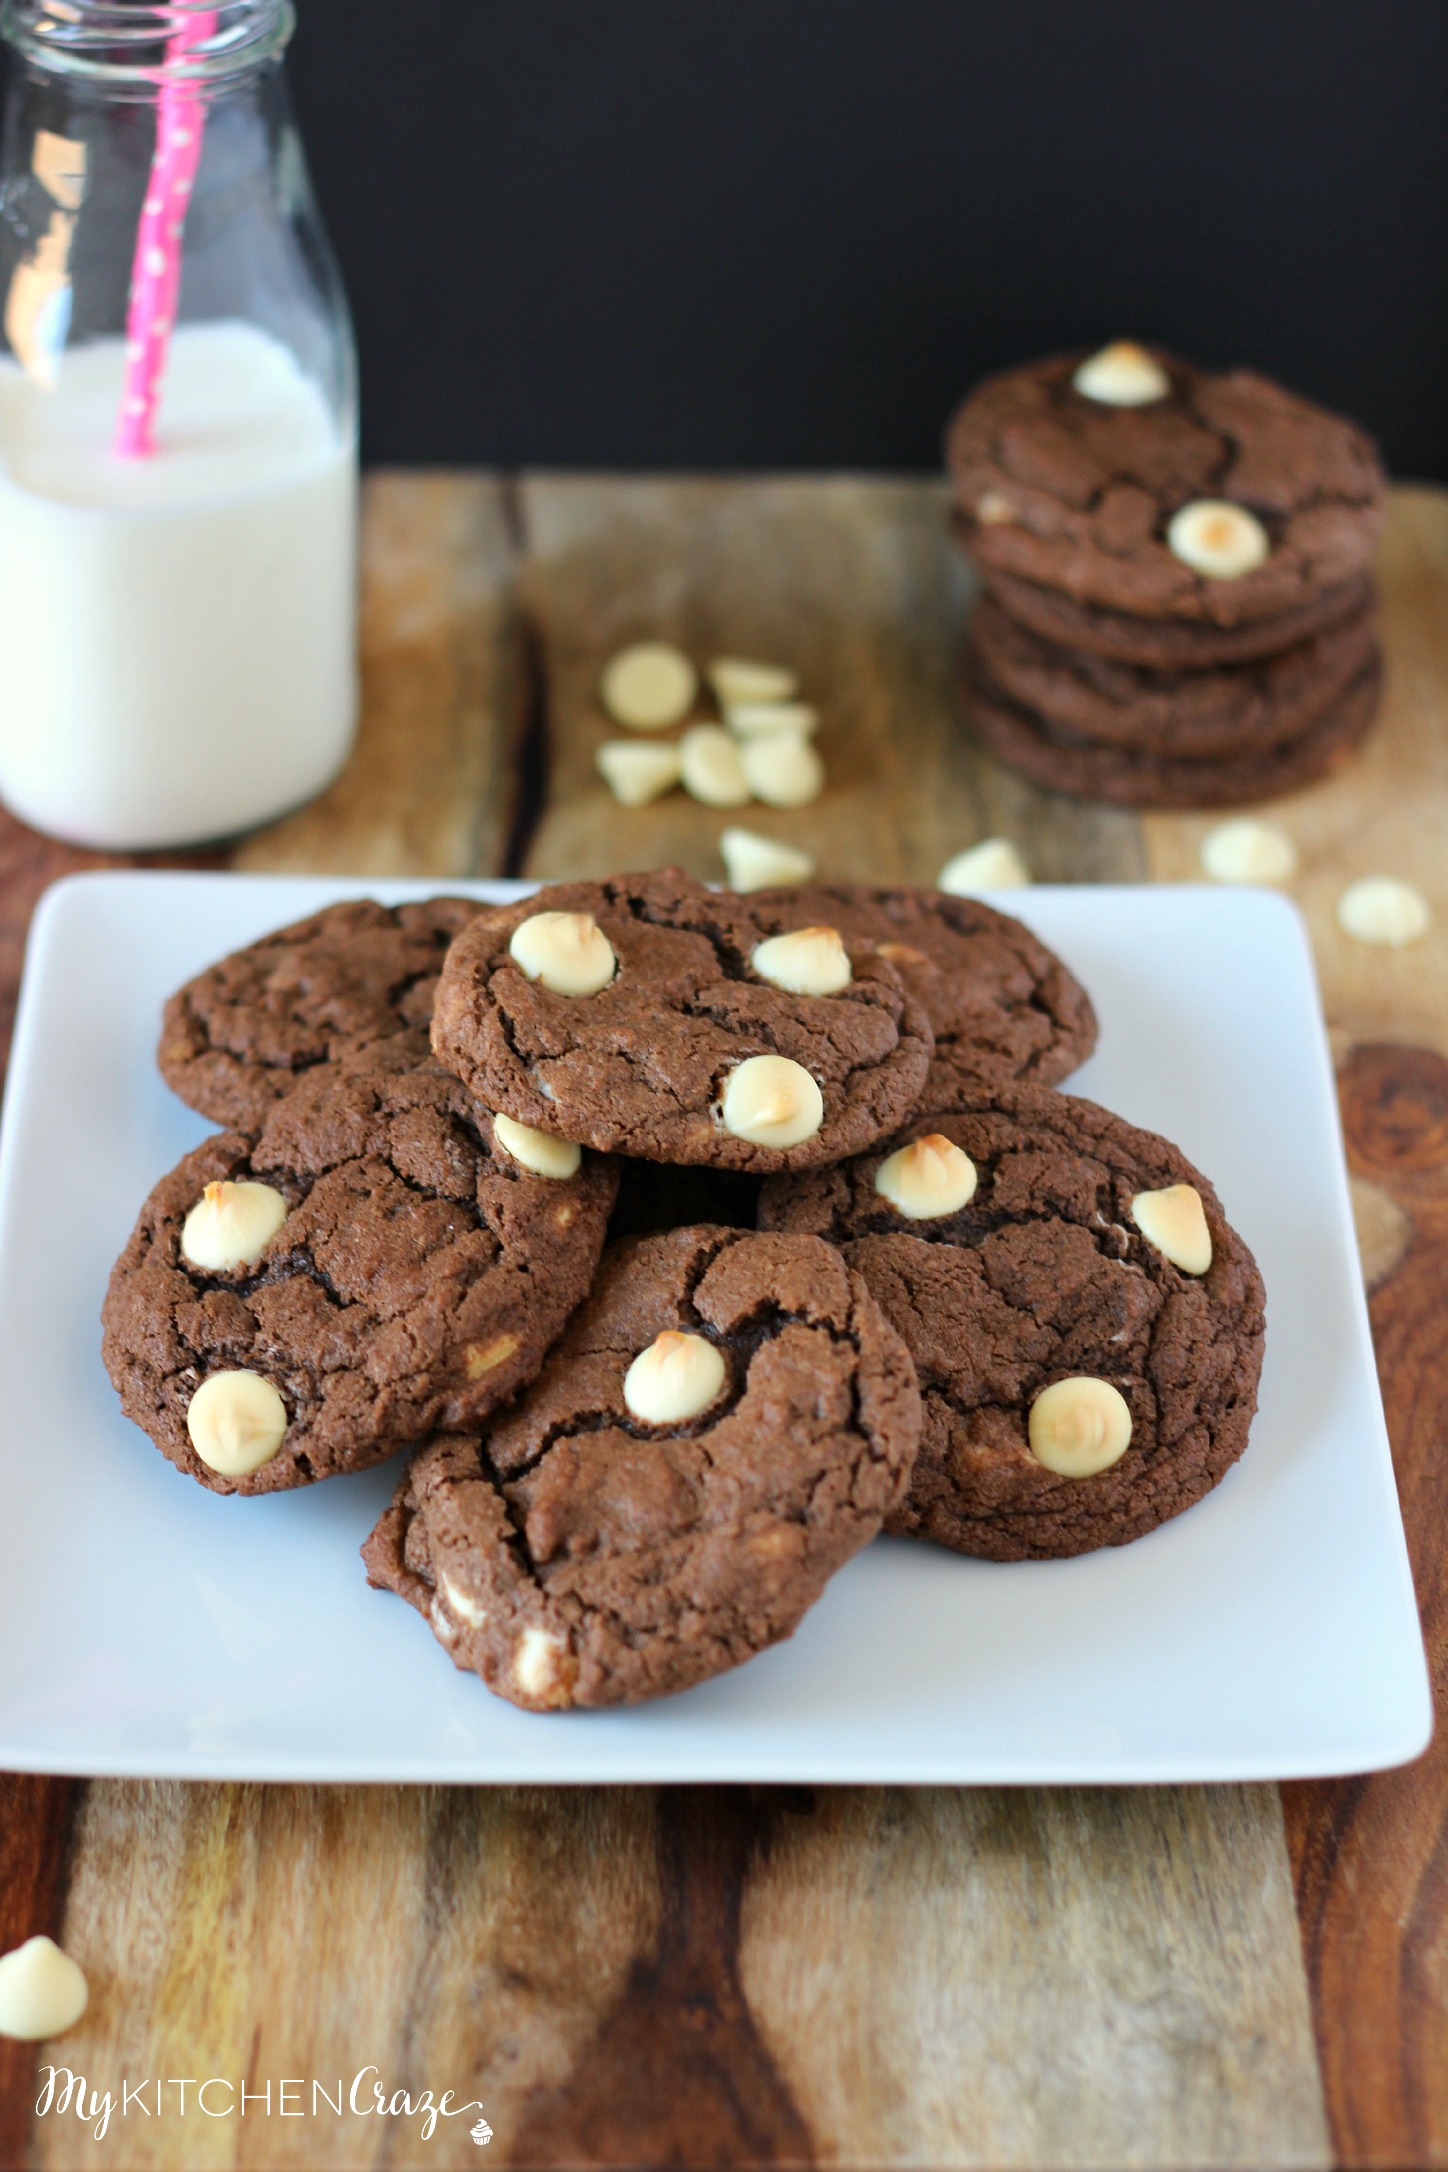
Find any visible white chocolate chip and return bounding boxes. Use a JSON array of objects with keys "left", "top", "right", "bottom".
[
  {"left": 1167, "top": 500, "right": 1269, "bottom": 580},
  {"left": 492, "top": 1112, "right": 582, "bottom": 1180},
  {"left": 938, "top": 838, "right": 1031, "bottom": 893},
  {"left": 680, "top": 723, "right": 751, "bottom": 808},
  {"left": 513, "top": 1624, "right": 573, "bottom": 1704},
  {"left": 740, "top": 730, "right": 824, "bottom": 809},
  {"left": 720, "top": 828, "right": 816, "bottom": 892},
  {"left": 1200, "top": 817, "right": 1299, "bottom": 886},
  {"left": 623, "top": 1328, "right": 727, "bottom": 1424},
  {"left": 186, "top": 1371, "right": 288, "bottom": 1477},
  {"left": 751, "top": 925, "right": 852, "bottom": 996},
  {"left": 600, "top": 641, "right": 696, "bottom": 730},
  {"left": 1337, "top": 876, "right": 1432, "bottom": 948},
  {"left": 0, "top": 1937, "right": 88, "bottom": 2041},
  {"left": 875, "top": 1133, "right": 978, "bottom": 1219},
  {"left": 719, "top": 1053, "right": 824, "bottom": 1147},
  {"left": 1027, "top": 1377, "right": 1133, "bottom": 1478},
  {"left": 509, "top": 910, "right": 617, "bottom": 996},
  {"left": 1072, "top": 340, "right": 1170, "bottom": 406},
  {"left": 724, "top": 701, "right": 818, "bottom": 740},
  {"left": 1131, "top": 1183, "right": 1212, "bottom": 1275},
  {"left": 708, "top": 657, "right": 798, "bottom": 708},
  {"left": 596, "top": 739, "right": 681, "bottom": 807},
  {"left": 180, "top": 1179, "right": 288, "bottom": 1272},
  {"left": 976, "top": 490, "right": 1016, "bottom": 525},
  {"left": 439, "top": 1571, "right": 486, "bottom": 1629}
]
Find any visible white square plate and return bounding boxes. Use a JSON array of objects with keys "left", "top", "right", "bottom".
[{"left": 0, "top": 872, "right": 1428, "bottom": 1783}]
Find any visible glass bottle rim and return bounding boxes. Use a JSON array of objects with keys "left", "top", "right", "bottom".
[{"left": 1, "top": 0, "right": 294, "bottom": 84}]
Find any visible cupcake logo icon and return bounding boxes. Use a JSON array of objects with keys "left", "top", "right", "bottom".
[{"left": 471, "top": 2114, "right": 494, "bottom": 2146}]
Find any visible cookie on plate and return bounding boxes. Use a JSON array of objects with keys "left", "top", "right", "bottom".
[
  {"left": 430, "top": 869, "right": 934, "bottom": 1172},
  {"left": 361, "top": 1225, "right": 922, "bottom": 1707},
  {"left": 748, "top": 881, "right": 1096, "bottom": 1104},
  {"left": 158, "top": 897, "right": 485, "bottom": 1131},
  {"left": 758, "top": 1092, "right": 1264, "bottom": 1560},
  {"left": 947, "top": 348, "right": 1384, "bottom": 628},
  {"left": 967, "top": 647, "right": 1380, "bottom": 810},
  {"left": 101, "top": 1060, "right": 617, "bottom": 1496}
]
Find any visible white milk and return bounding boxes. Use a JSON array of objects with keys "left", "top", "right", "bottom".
[{"left": 0, "top": 320, "right": 357, "bottom": 848}]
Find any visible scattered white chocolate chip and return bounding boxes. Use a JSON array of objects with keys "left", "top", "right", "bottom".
[
  {"left": 0, "top": 1936, "right": 88, "bottom": 2041},
  {"left": 724, "top": 701, "right": 818, "bottom": 739},
  {"left": 875, "top": 1133, "right": 978, "bottom": 1220},
  {"left": 976, "top": 490, "right": 1016, "bottom": 525},
  {"left": 720, "top": 828, "right": 816, "bottom": 892},
  {"left": 1337, "top": 876, "right": 1432, "bottom": 948},
  {"left": 719, "top": 1053, "right": 824, "bottom": 1148},
  {"left": 1027, "top": 1377, "right": 1133, "bottom": 1478},
  {"left": 1072, "top": 339, "right": 1170, "bottom": 406},
  {"left": 509, "top": 910, "right": 617, "bottom": 996},
  {"left": 180, "top": 1179, "right": 288, "bottom": 1272},
  {"left": 741, "top": 730, "right": 824, "bottom": 809},
  {"left": 513, "top": 1624, "right": 573, "bottom": 1705},
  {"left": 751, "top": 925, "right": 852, "bottom": 996},
  {"left": 938, "top": 838, "right": 1031, "bottom": 893},
  {"left": 680, "top": 723, "right": 751, "bottom": 808},
  {"left": 1200, "top": 817, "right": 1299, "bottom": 886},
  {"left": 492, "top": 1113, "right": 582, "bottom": 1180},
  {"left": 1131, "top": 1184, "right": 1212, "bottom": 1275},
  {"left": 599, "top": 641, "right": 696, "bottom": 730},
  {"left": 186, "top": 1370, "right": 288, "bottom": 1478},
  {"left": 623, "top": 1328, "right": 727, "bottom": 1424},
  {"left": 708, "top": 657, "right": 798, "bottom": 708},
  {"left": 439, "top": 1572, "right": 486, "bottom": 1629},
  {"left": 1166, "top": 499, "right": 1269, "bottom": 580},
  {"left": 596, "top": 739, "right": 681, "bottom": 807}
]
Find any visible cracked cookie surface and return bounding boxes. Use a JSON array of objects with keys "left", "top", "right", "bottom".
[
  {"left": 758, "top": 1091, "right": 1264, "bottom": 1559},
  {"left": 947, "top": 350, "right": 1384, "bottom": 626},
  {"left": 158, "top": 897, "right": 485, "bottom": 1131},
  {"left": 430, "top": 869, "right": 934, "bottom": 1171},
  {"left": 361, "top": 1224, "right": 922, "bottom": 1706},
  {"left": 101, "top": 1060, "right": 618, "bottom": 1496},
  {"left": 748, "top": 882, "right": 1096, "bottom": 1104}
]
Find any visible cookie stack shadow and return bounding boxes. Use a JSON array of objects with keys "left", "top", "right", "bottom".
[
  {"left": 102, "top": 872, "right": 1265, "bottom": 1713},
  {"left": 946, "top": 341, "right": 1387, "bottom": 807}
]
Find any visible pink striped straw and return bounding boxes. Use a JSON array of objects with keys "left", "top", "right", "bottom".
[{"left": 114, "top": 5, "right": 217, "bottom": 458}]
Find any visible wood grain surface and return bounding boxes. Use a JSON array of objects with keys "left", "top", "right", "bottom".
[{"left": 2, "top": 473, "right": 1445, "bottom": 2170}]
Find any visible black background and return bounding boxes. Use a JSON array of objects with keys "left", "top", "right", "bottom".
[{"left": 284, "top": 0, "right": 1448, "bottom": 476}]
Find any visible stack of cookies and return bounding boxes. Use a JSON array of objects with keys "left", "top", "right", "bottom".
[
  {"left": 103, "top": 871, "right": 1265, "bottom": 1710},
  {"left": 946, "top": 341, "right": 1387, "bottom": 807}
]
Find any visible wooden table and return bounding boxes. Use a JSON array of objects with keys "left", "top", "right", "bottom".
[{"left": 1, "top": 474, "right": 1445, "bottom": 2172}]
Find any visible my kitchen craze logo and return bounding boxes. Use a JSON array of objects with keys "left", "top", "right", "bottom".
[{"left": 36, "top": 2066, "right": 493, "bottom": 2144}]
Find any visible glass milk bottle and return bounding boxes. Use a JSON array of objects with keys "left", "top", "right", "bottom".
[{"left": 0, "top": 0, "right": 357, "bottom": 848}]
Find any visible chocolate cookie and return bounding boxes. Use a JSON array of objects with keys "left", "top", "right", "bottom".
[
  {"left": 158, "top": 897, "right": 485, "bottom": 1131},
  {"left": 361, "top": 1225, "right": 922, "bottom": 1707},
  {"left": 972, "top": 591, "right": 1379, "bottom": 759},
  {"left": 947, "top": 350, "right": 1384, "bottom": 627},
  {"left": 758, "top": 1093, "right": 1264, "bottom": 1560},
  {"left": 430, "top": 870, "right": 934, "bottom": 1173},
  {"left": 978, "top": 562, "right": 1376, "bottom": 669},
  {"left": 967, "top": 648, "right": 1380, "bottom": 809},
  {"left": 101, "top": 1060, "right": 617, "bottom": 1496},
  {"left": 748, "top": 882, "right": 1096, "bottom": 1105}
]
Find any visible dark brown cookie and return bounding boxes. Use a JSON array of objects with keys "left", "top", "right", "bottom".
[
  {"left": 946, "top": 349, "right": 1384, "bottom": 626},
  {"left": 158, "top": 897, "right": 486, "bottom": 1131},
  {"left": 971, "top": 591, "right": 1379, "bottom": 760},
  {"left": 978, "top": 561, "right": 1375, "bottom": 668},
  {"left": 966, "top": 648, "right": 1381, "bottom": 809},
  {"left": 101, "top": 1060, "right": 618, "bottom": 1496},
  {"left": 758, "top": 1093, "right": 1264, "bottom": 1560},
  {"left": 748, "top": 882, "right": 1096, "bottom": 1105},
  {"left": 361, "top": 1225, "right": 922, "bottom": 1708},
  {"left": 430, "top": 869, "right": 934, "bottom": 1173}
]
